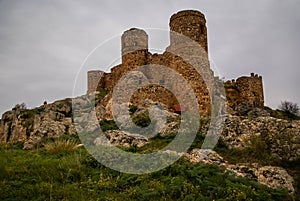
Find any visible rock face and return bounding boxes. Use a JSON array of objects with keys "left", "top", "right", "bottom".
[
  {"left": 0, "top": 98, "right": 76, "bottom": 149},
  {"left": 130, "top": 100, "right": 181, "bottom": 137},
  {"left": 185, "top": 148, "right": 227, "bottom": 166},
  {"left": 185, "top": 149, "right": 295, "bottom": 193},
  {"left": 226, "top": 164, "right": 294, "bottom": 193},
  {"left": 94, "top": 130, "right": 149, "bottom": 148},
  {"left": 220, "top": 115, "right": 300, "bottom": 161}
]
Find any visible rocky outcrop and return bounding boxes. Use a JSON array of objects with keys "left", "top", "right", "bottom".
[
  {"left": 185, "top": 149, "right": 295, "bottom": 193},
  {"left": 185, "top": 148, "right": 227, "bottom": 166},
  {"left": 0, "top": 98, "right": 76, "bottom": 149},
  {"left": 226, "top": 163, "right": 294, "bottom": 193},
  {"left": 94, "top": 130, "right": 149, "bottom": 148},
  {"left": 0, "top": 97, "right": 298, "bottom": 193},
  {"left": 130, "top": 100, "right": 181, "bottom": 136},
  {"left": 220, "top": 115, "right": 300, "bottom": 161}
]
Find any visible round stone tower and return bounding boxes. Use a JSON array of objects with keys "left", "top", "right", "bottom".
[
  {"left": 121, "top": 28, "right": 148, "bottom": 64},
  {"left": 169, "top": 10, "right": 208, "bottom": 53}
]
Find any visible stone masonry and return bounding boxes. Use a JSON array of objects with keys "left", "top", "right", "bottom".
[{"left": 87, "top": 10, "right": 264, "bottom": 116}]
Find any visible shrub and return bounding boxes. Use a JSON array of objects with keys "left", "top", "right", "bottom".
[
  {"left": 95, "top": 88, "right": 108, "bottom": 104},
  {"left": 13, "top": 103, "right": 26, "bottom": 110},
  {"left": 265, "top": 106, "right": 300, "bottom": 120},
  {"left": 128, "top": 105, "right": 138, "bottom": 115},
  {"left": 279, "top": 101, "right": 299, "bottom": 117},
  {"left": 44, "top": 139, "right": 80, "bottom": 154},
  {"left": 0, "top": 142, "right": 13, "bottom": 150},
  {"left": 99, "top": 119, "right": 118, "bottom": 131},
  {"left": 132, "top": 112, "right": 151, "bottom": 127}
]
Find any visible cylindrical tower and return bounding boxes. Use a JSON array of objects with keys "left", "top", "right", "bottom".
[
  {"left": 169, "top": 10, "right": 208, "bottom": 53},
  {"left": 121, "top": 28, "right": 148, "bottom": 63}
]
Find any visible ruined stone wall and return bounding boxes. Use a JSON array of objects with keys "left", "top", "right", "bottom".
[
  {"left": 87, "top": 70, "right": 104, "bottom": 94},
  {"left": 224, "top": 80, "right": 240, "bottom": 109},
  {"left": 97, "top": 28, "right": 150, "bottom": 92},
  {"left": 91, "top": 10, "right": 214, "bottom": 116},
  {"left": 236, "top": 73, "right": 264, "bottom": 108},
  {"left": 225, "top": 73, "right": 264, "bottom": 111},
  {"left": 89, "top": 10, "right": 264, "bottom": 116},
  {"left": 101, "top": 51, "right": 150, "bottom": 92},
  {"left": 98, "top": 49, "right": 212, "bottom": 115}
]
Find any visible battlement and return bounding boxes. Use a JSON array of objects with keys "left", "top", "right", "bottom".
[
  {"left": 225, "top": 73, "right": 264, "bottom": 111},
  {"left": 169, "top": 10, "right": 208, "bottom": 53},
  {"left": 170, "top": 10, "right": 206, "bottom": 22}
]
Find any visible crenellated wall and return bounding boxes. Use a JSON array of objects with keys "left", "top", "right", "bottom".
[{"left": 225, "top": 73, "right": 264, "bottom": 112}]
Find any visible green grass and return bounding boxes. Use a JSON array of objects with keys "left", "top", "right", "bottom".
[
  {"left": 99, "top": 119, "right": 118, "bottom": 132},
  {"left": 0, "top": 136, "right": 293, "bottom": 201},
  {"left": 264, "top": 106, "right": 300, "bottom": 120},
  {"left": 134, "top": 133, "right": 177, "bottom": 153}
]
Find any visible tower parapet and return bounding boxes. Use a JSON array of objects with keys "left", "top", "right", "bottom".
[
  {"left": 236, "top": 73, "right": 264, "bottom": 108},
  {"left": 169, "top": 10, "right": 208, "bottom": 53},
  {"left": 225, "top": 73, "right": 264, "bottom": 111}
]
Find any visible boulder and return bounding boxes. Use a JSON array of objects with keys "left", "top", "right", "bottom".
[
  {"left": 185, "top": 148, "right": 227, "bottom": 166},
  {"left": 185, "top": 148, "right": 295, "bottom": 193},
  {"left": 226, "top": 164, "right": 295, "bottom": 193},
  {"left": 94, "top": 130, "right": 149, "bottom": 148}
]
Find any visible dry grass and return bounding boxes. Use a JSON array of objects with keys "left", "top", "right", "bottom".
[{"left": 44, "top": 139, "right": 80, "bottom": 154}]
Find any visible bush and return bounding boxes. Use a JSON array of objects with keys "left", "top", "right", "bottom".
[
  {"left": 44, "top": 139, "right": 80, "bottom": 154},
  {"left": 95, "top": 88, "right": 108, "bottom": 104},
  {"left": 128, "top": 105, "right": 138, "bottom": 115},
  {"left": 132, "top": 112, "right": 151, "bottom": 127},
  {"left": 99, "top": 119, "right": 118, "bottom": 131},
  {"left": 279, "top": 101, "right": 299, "bottom": 116},
  {"left": 13, "top": 103, "right": 26, "bottom": 110},
  {"left": 265, "top": 106, "right": 299, "bottom": 120}
]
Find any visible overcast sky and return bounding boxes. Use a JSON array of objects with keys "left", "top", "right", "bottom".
[{"left": 0, "top": 0, "right": 300, "bottom": 116}]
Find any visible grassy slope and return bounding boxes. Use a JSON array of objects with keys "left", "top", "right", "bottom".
[{"left": 0, "top": 135, "right": 293, "bottom": 201}]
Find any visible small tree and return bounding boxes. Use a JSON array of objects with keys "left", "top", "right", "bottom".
[
  {"left": 13, "top": 103, "right": 27, "bottom": 110},
  {"left": 279, "top": 101, "right": 299, "bottom": 117}
]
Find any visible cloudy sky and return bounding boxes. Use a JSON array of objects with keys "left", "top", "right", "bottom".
[{"left": 0, "top": 0, "right": 299, "bottom": 115}]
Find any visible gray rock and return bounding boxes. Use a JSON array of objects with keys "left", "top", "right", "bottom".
[
  {"left": 186, "top": 148, "right": 295, "bottom": 193},
  {"left": 226, "top": 164, "right": 295, "bottom": 193},
  {"left": 94, "top": 130, "right": 149, "bottom": 148},
  {"left": 184, "top": 148, "right": 227, "bottom": 165}
]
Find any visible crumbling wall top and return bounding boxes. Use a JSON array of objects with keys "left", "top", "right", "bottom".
[{"left": 170, "top": 10, "right": 206, "bottom": 23}]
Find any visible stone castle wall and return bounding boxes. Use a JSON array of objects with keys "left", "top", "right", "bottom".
[
  {"left": 225, "top": 73, "right": 264, "bottom": 111},
  {"left": 87, "top": 70, "right": 104, "bottom": 94},
  {"left": 87, "top": 10, "right": 264, "bottom": 116}
]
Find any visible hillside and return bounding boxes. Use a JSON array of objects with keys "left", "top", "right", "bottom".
[{"left": 0, "top": 96, "right": 299, "bottom": 200}]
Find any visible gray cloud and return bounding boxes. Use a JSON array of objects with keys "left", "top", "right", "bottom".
[{"left": 0, "top": 0, "right": 299, "bottom": 115}]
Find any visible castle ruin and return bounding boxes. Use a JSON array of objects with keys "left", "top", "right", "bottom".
[{"left": 87, "top": 10, "right": 264, "bottom": 115}]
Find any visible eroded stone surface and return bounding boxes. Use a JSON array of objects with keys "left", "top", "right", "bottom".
[
  {"left": 94, "top": 130, "right": 148, "bottom": 148},
  {"left": 185, "top": 149, "right": 295, "bottom": 193}
]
